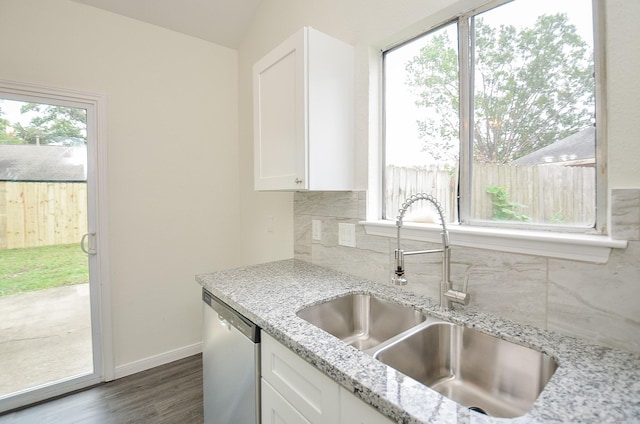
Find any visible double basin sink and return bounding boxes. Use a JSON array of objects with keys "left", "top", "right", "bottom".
[{"left": 296, "top": 293, "right": 557, "bottom": 418}]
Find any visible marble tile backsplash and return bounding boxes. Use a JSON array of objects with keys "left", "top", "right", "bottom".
[
  {"left": 611, "top": 188, "right": 640, "bottom": 240},
  {"left": 294, "top": 189, "right": 640, "bottom": 354}
]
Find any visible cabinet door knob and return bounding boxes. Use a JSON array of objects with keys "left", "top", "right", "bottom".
[{"left": 295, "top": 178, "right": 303, "bottom": 184}]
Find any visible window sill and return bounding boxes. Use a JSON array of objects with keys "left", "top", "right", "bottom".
[{"left": 361, "top": 220, "right": 627, "bottom": 264}]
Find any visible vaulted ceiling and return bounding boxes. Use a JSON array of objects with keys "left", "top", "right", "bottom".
[{"left": 71, "top": 0, "right": 262, "bottom": 49}]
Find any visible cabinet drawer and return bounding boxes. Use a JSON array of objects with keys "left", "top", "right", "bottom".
[
  {"left": 261, "top": 333, "right": 340, "bottom": 423},
  {"left": 262, "top": 379, "right": 311, "bottom": 424}
]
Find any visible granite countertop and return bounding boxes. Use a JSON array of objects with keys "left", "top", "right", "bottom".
[{"left": 196, "top": 259, "right": 640, "bottom": 424}]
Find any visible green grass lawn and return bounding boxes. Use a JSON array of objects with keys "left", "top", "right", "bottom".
[{"left": 0, "top": 244, "right": 89, "bottom": 297}]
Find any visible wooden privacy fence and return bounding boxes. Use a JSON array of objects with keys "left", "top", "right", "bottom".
[
  {"left": 0, "top": 181, "right": 87, "bottom": 250},
  {"left": 385, "top": 164, "right": 595, "bottom": 225},
  {"left": 472, "top": 164, "right": 596, "bottom": 225},
  {"left": 386, "top": 165, "right": 458, "bottom": 222}
]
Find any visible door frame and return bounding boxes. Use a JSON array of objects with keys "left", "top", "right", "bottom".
[{"left": 0, "top": 79, "right": 113, "bottom": 412}]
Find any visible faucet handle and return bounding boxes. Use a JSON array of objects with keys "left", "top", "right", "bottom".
[{"left": 444, "top": 288, "right": 470, "bottom": 305}]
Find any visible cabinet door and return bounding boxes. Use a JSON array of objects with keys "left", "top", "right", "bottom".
[
  {"left": 340, "top": 389, "right": 395, "bottom": 424},
  {"left": 261, "top": 333, "right": 340, "bottom": 423},
  {"left": 262, "top": 379, "right": 311, "bottom": 424},
  {"left": 253, "top": 29, "right": 307, "bottom": 191}
]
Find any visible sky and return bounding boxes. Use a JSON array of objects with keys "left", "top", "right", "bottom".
[{"left": 0, "top": 99, "right": 39, "bottom": 128}]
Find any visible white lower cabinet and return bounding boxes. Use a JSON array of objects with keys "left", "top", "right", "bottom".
[
  {"left": 261, "top": 333, "right": 393, "bottom": 424},
  {"left": 262, "top": 379, "right": 311, "bottom": 424},
  {"left": 340, "top": 390, "right": 394, "bottom": 424},
  {"left": 261, "top": 333, "right": 340, "bottom": 423}
]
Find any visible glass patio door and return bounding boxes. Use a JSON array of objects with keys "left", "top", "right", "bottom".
[{"left": 0, "top": 84, "right": 108, "bottom": 413}]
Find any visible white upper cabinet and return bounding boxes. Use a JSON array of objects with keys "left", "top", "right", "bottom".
[{"left": 253, "top": 27, "right": 354, "bottom": 191}]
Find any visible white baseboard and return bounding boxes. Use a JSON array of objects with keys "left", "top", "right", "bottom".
[{"left": 113, "top": 342, "right": 203, "bottom": 380}]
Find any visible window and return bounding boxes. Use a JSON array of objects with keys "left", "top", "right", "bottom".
[{"left": 383, "top": 0, "right": 600, "bottom": 232}]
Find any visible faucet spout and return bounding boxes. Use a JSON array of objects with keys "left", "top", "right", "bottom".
[{"left": 392, "top": 193, "right": 470, "bottom": 309}]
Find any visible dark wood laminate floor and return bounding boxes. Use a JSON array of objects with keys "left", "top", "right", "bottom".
[{"left": 0, "top": 354, "right": 203, "bottom": 424}]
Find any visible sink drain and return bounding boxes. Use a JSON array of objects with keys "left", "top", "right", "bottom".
[{"left": 469, "top": 406, "right": 488, "bottom": 415}]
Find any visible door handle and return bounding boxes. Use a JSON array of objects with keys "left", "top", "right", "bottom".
[{"left": 81, "top": 233, "right": 97, "bottom": 255}]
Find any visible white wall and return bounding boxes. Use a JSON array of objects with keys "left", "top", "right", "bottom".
[
  {"left": 606, "top": 1, "right": 640, "bottom": 187},
  {"left": 0, "top": 0, "right": 241, "bottom": 369},
  {"left": 238, "top": 0, "right": 640, "bottom": 259}
]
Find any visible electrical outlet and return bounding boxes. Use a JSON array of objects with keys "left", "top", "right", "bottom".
[
  {"left": 312, "top": 220, "right": 322, "bottom": 241},
  {"left": 338, "top": 223, "right": 356, "bottom": 247}
]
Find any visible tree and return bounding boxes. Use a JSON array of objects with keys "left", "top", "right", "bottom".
[
  {"left": 14, "top": 103, "right": 86, "bottom": 145},
  {"left": 406, "top": 13, "right": 594, "bottom": 164},
  {"left": 0, "top": 107, "right": 22, "bottom": 144}
]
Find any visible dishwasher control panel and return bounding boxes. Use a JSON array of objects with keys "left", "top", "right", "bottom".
[{"left": 203, "top": 289, "right": 260, "bottom": 342}]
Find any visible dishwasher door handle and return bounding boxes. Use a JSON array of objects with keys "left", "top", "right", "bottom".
[{"left": 218, "top": 315, "right": 231, "bottom": 330}]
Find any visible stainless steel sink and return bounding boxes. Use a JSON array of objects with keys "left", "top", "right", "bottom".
[
  {"left": 374, "top": 322, "right": 558, "bottom": 418},
  {"left": 296, "top": 293, "right": 426, "bottom": 350}
]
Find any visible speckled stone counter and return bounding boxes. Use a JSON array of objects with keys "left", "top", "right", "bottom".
[{"left": 196, "top": 259, "right": 640, "bottom": 423}]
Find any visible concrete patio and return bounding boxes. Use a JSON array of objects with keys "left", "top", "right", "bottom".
[{"left": 0, "top": 284, "right": 92, "bottom": 397}]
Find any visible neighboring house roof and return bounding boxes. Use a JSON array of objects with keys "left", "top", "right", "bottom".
[
  {"left": 0, "top": 144, "right": 87, "bottom": 181},
  {"left": 511, "top": 126, "right": 595, "bottom": 166}
]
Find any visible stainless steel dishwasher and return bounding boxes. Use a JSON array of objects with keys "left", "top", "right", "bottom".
[{"left": 203, "top": 289, "right": 260, "bottom": 424}]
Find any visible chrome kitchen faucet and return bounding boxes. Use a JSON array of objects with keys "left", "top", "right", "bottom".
[{"left": 392, "top": 193, "right": 470, "bottom": 309}]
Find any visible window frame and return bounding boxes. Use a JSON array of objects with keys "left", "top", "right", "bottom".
[
  {"left": 381, "top": 0, "right": 607, "bottom": 235},
  {"left": 363, "top": 0, "right": 624, "bottom": 263}
]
